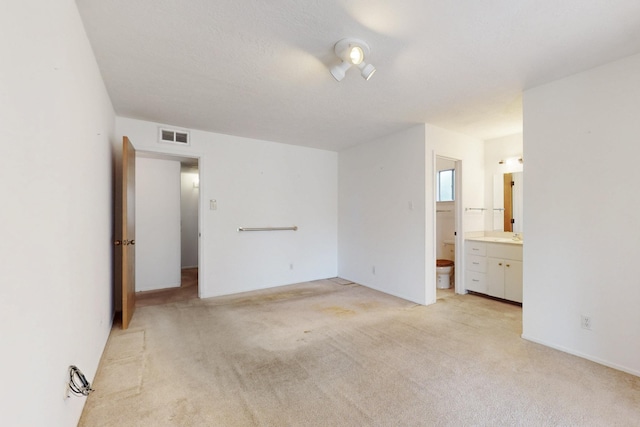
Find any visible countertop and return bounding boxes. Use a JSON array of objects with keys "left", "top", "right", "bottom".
[{"left": 465, "top": 236, "right": 523, "bottom": 245}]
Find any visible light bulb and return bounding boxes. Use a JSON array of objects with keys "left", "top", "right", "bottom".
[
  {"left": 358, "top": 62, "right": 376, "bottom": 80},
  {"left": 330, "top": 61, "right": 352, "bottom": 82},
  {"left": 499, "top": 156, "right": 523, "bottom": 166},
  {"left": 330, "top": 38, "right": 374, "bottom": 82},
  {"left": 349, "top": 46, "right": 364, "bottom": 65}
]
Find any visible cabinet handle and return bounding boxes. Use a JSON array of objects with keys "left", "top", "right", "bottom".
[
  {"left": 472, "top": 248, "right": 479, "bottom": 251},
  {"left": 506, "top": 264, "right": 510, "bottom": 267},
  {"left": 472, "top": 262, "right": 479, "bottom": 265},
  {"left": 472, "top": 279, "right": 479, "bottom": 282},
  {"left": 498, "top": 263, "right": 502, "bottom": 266}
]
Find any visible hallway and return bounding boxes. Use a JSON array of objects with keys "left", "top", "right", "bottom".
[{"left": 135, "top": 268, "right": 198, "bottom": 308}]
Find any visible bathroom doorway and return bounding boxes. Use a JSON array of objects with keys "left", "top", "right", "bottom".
[{"left": 435, "top": 156, "right": 462, "bottom": 299}]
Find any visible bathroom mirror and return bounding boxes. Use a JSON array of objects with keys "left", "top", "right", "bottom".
[{"left": 493, "top": 172, "right": 523, "bottom": 232}]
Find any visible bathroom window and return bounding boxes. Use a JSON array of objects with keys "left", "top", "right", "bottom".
[{"left": 437, "top": 169, "right": 455, "bottom": 202}]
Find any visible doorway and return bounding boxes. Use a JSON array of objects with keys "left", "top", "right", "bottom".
[
  {"left": 134, "top": 152, "right": 200, "bottom": 307},
  {"left": 435, "top": 156, "right": 458, "bottom": 299},
  {"left": 433, "top": 155, "right": 464, "bottom": 301}
]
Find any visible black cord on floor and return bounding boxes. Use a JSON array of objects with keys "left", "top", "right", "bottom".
[{"left": 68, "top": 365, "right": 94, "bottom": 397}]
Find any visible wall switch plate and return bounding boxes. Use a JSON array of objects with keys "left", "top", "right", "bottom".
[
  {"left": 209, "top": 199, "right": 217, "bottom": 210},
  {"left": 581, "top": 315, "right": 592, "bottom": 330}
]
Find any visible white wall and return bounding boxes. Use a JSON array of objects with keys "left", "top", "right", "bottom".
[
  {"left": 136, "top": 157, "right": 182, "bottom": 291},
  {"left": 338, "top": 124, "right": 485, "bottom": 305},
  {"left": 117, "top": 117, "right": 338, "bottom": 297},
  {"left": 339, "top": 125, "right": 428, "bottom": 304},
  {"left": 484, "top": 134, "right": 524, "bottom": 231},
  {"left": 0, "top": 1, "right": 115, "bottom": 425},
  {"left": 425, "top": 124, "right": 485, "bottom": 294},
  {"left": 426, "top": 124, "right": 486, "bottom": 233},
  {"left": 523, "top": 53, "right": 640, "bottom": 376},
  {"left": 181, "top": 168, "right": 200, "bottom": 268}
]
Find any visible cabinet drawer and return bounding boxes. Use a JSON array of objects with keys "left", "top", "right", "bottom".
[
  {"left": 466, "top": 271, "right": 486, "bottom": 293},
  {"left": 487, "top": 243, "right": 522, "bottom": 260},
  {"left": 466, "top": 241, "right": 486, "bottom": 256},
  {"left": 466, "top": 255, "right": 486, "bottom": 273}
]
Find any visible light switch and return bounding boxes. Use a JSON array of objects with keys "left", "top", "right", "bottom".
[{"left": 210, "top": 199, "right": 217, "bottom": 210}]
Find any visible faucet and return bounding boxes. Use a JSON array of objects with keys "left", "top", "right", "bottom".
[{"left": 512, "top": 233, "right": 522, "bottom": 241}]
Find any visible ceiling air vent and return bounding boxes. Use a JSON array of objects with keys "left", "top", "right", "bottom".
[{"left": 158, "top": 127, "right": 190, "bottom": 146}]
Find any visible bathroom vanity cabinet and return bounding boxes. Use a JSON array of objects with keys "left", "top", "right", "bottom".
[
  {"left": 465, "top": 238, "right": 523, "bottom": 303},
  {"left": 465, "top": 240, "right": 487, "bottom": 293}
]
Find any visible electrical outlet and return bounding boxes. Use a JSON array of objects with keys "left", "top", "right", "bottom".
[
  {"left": 581, "top": 315, "right": 592, "bottom": 330},
  {"left": 372, "top": 266, "right": 376, "bottom": 275},
  {"left": 289, "top": 263, "right": 293, "bottom": 270}
]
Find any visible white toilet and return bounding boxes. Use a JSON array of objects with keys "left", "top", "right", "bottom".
[{"left": 436, "top": 240, "right": 455, "bottom": 289}]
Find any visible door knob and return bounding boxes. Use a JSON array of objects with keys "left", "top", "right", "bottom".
[{"left": 114, "top": 240, "right": 122, "bottom": 246}]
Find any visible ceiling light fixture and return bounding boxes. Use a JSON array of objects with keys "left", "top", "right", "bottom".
[
  {"left": 330, "top": 38, "right": 376, "bottom": 82},
  {"left": 499, "top": 156, "right": 523, "bottom": 165}
]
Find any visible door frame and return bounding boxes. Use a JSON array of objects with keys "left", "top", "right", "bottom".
[
  {"left": 432, "top": 152, "right": 464, "bottom": 296},
  {"left": 134, "top": 150, "right": 202, "bottom": 299}
]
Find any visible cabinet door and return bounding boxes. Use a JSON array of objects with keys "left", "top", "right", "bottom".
[
  {"left": 486, "top": 258, "right": 505, "bottom": 298},
  {"left": 504, "top": 260, "right": 523, "bottom": 303}
]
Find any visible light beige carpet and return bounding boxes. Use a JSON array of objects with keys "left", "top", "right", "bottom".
[{"left": 80, "top": 279, "right": 640, "bottom": 426}]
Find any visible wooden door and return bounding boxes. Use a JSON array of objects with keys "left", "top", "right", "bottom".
[
  {"left": 117, "top": 136, "right": 136, "bottom": 329},
  {"left": 503, "top": 173, "right": 513, "bottom": 232}
]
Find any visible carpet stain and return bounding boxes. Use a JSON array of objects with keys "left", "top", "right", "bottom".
[
  {"left": 248, "top": 358, "right": 309, "bottom": 384},
  {"left": 168, "top": 398, "right": 192, "bottom": 424},
  {"left": 231, "top": 288, "right": 334, "bottom": 306},
  {"left": 320, "top": 306, "right": 356, "bottom": 317},
  {"left": 355, "top": 301, "right": 380, "bottom": 311}
]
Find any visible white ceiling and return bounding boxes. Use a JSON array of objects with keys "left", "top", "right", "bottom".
[{"left": 76, "top": 0, "right": 640, "bottom": 152}]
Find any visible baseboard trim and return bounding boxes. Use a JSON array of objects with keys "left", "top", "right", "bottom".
[{"left": 521, "top": 334, "right": 640, "bottom": 378}]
